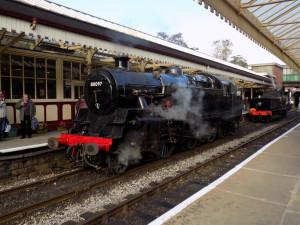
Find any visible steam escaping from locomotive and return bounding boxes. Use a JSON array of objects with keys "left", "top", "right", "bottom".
[
  {"left": 152, "top": 82, "right": 209, "bottom": 137},
  {"left": 118, "top": 146, "right": 142, "bottom": 167},
  {"left": 154, "top": 83, "right": 205, "bottom": 122},
  {"left": 116, "top": 131, "right": 142, "bottom": 167}
]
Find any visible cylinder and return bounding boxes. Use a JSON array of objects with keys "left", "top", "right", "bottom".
[
  {"left": 48, "top": 137, "right": 59, "bottom": 149},
  {"left": 84, "top": 142, "right": 99, "bottom": 156}
]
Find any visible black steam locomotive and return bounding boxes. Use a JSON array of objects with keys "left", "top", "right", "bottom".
[
  {"left": 248, "top": 90, "right": 290, "bottom": 122},
  {"left": 48, "top": 56, "right": 242, "bottom": 174}
]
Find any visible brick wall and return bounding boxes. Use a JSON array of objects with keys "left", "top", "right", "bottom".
[
  {"left": 0, "top": 150, "right": 74, "bottom": 183},
  {"left": 272, "top": 65, "right": 283, "bottom": 89},
  {"left": 251, "top": 64, "right": 283, "bottom": 89}
]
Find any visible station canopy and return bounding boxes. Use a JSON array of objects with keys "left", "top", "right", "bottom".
[
  {"left": 0, "top": 0, "right": 275, "bottom": 88},
  {"left": 198, "top": 0, "right": 300, "bottom": 74}
]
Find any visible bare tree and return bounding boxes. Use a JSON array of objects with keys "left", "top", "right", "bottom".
[
  {"left": 190, "top": 47, "right": 199, "bottom": 51},
  {"left": 157, "top": 32, "right": 169, "bottom": 40},
  {"left": 156, "top": 32, "right": 198, "bottom": 51},
  {"left": 168, "top": 33, "right": 188, "bottom": 47},
  {"left": 230, "top": 55, "right": 248, "bottom": 68},
  {"left": 212, "top": 39, "right": 233, "bottom": 61}
]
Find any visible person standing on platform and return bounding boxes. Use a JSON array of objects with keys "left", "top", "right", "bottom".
[
  {"left": 0, "top": 92, "right": 7, "bottom": 142},
  {"left": 15, "top": 94, "right": 36, "bottom": 139},
  {"left": 75, "top": 95, "right": 87, "bottom": 113},
  {"left": 244, "top": 97, "right": 249, "bottom": 111}
]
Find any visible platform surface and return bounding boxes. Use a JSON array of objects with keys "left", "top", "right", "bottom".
[
  {"left": 150, "top": 123, "right": 300, "bottom": 225},
  {"left": 0, "top": 130, "right": 67, "bottom": 153}
]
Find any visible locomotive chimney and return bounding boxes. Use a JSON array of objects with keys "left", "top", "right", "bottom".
[
  {"left": 114, "top": 55, "right": 131, "bottom": 71},
  {"left": 165, "top": 67, "right": 183, "bottom": 76}
]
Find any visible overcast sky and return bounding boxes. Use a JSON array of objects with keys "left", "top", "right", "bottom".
[{"left": 49, "top": 0, "right": 284, "bottom": 65}]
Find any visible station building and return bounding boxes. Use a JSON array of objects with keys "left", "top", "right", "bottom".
[
  {"left": 250, "top": 63, "right": 283, "bottom": 89},
  {"left": 283, "top": 65, "right": 300, "bottom": 89},
  {"left": 0, "top": 0, "right": 273, "bottom": 130},
  {"left": 283, "top": 65, "right": 300, "bottom": 107},
  {"left": 0, "top": 50, "right": 93, "bottom": 129}
]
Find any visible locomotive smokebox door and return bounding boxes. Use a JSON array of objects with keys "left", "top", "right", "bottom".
[{"left": 85, "top": 69, "right": 119, "bottom": 115}]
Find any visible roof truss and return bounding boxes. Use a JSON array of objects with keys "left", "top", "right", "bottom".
[
  {"left": 241, "top": 0, "right": 295, "bottom": 8},
  {"left": 198, "top": 0, "right": 300, "bottom": 73},
  {"left": 0, "top": 32, "right": 25, "bottom": 53}
]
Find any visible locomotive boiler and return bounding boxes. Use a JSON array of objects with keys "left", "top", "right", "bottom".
[{"left": 48, "top": 56, "right": 242, "bottom": 174}]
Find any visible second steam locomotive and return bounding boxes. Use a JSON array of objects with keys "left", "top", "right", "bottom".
[
  {"left": 48, "top": 56, "right": 242, "bottom": 174},
  {"left": 248, "top": 90, "right": 290, "bottom": 122}
]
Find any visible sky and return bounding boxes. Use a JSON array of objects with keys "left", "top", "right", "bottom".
[{"left": 49, "top": 0, "right": 284, "bottom": 65}]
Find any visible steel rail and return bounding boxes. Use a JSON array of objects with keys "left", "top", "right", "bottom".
[{"left": 0, "top": 169, "right": 86, "bottom": 198}]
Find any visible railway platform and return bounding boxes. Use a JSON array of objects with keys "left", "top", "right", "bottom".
[
  {"left": 150, "top": 123, "right": 300, "bottom": 225},
  {"left": 0, "top": 130, "right": 67, "bottom": 154}
]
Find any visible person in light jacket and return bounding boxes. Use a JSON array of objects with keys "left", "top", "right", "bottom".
[
  {"left": 15, "top": 94, "right": 36, "bottom": 139},
  {"left": 0, "top": 92, "right": 7, "bottom": 142}
]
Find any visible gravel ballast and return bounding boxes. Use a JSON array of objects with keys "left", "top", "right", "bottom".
[{"left": 13, "top": 122, "right": 282, "bottom": 225}]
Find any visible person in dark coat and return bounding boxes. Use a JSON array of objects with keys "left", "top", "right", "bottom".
[
  {"left": 15, "top": 94, "right": 36, "bottom": 139},
  {"left": 0, "top": 92, "right": 7, "bottom": 141},
  {"left": 243, "top": 97, "right": 249, "bottom": 111}
]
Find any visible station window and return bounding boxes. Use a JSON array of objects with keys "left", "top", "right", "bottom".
[
  {"left": 24, "top": 57, "right": 35, "bottom": 78},
  {"left": 74, "top": 86, "right": 84, "bottom": 99},
  {"left": 63, "top": 62, "right": 72, "bottom": 98},
  {"left": 11, "top": 55, "right": 22, "bottom": 77},
  {"left": 283, "top": 74, "right": 300, "bottom": 82},
  {"left": 24, "top": 78, "right": 35, "bottom": 99},
  {"left": 12, "top": 55, "right": 24, "bottom": 98},
  {"left": 36, "top": 79, "right": 46, "bottom": 99},
  {"left": 1, "top": 77, "right": 11, "bottom": 99},
  {"left": 0, "top": 54, "right": 11, "bottom": 99},
  {"left": 36, "top": 58, "right": 45, "bottom": 78},
  {"left": 0, "top": 54, "right": 57, "bottom": 100},
  {"left": 24, "top": 57, "right": 35, "bottom": 98},
  {"left": 46, "top": 59, "right": 56, "bottom": 99},
  {"left": 12, "top": 77, "right": 23, "bottom": 99},
  {"left": 47, "top": 80, "right": 56, "bottom": 99},
  {"left": 63, "top": 61, "right": 71, "bottom": 80},
  {"left": 64, "top": 81, "right": 71, "bottom": 98},
  {"left": 63, "top": 61, "right": 86, "bottom": 99},
  {"left": 72, "top": 63, "right": 80, "bottom": 80},
  {"left": 81, "top": 64, "right": 87, "bottom": 80},
  {"left": 47, "top": 60, "right": 56, "bottom": 79},
  {"left": 1, "top": 54, "right": 10, "bottom": 76}
]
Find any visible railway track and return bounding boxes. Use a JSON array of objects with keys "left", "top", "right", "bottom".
[
  {"left": 79, "top": 114, "right": 300, "bottom": 225},
  {"left": 0, "top": 115, "right": 256, "bottom": 198},
  {"left": 0, "top": 112, "right": 299, "bottom": 224},
  {"left": 0, "top": 110, "right": 294, "bottom": 196},
  {"left": 0, "top": 168, "right": 86, "bottom": 197}
]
